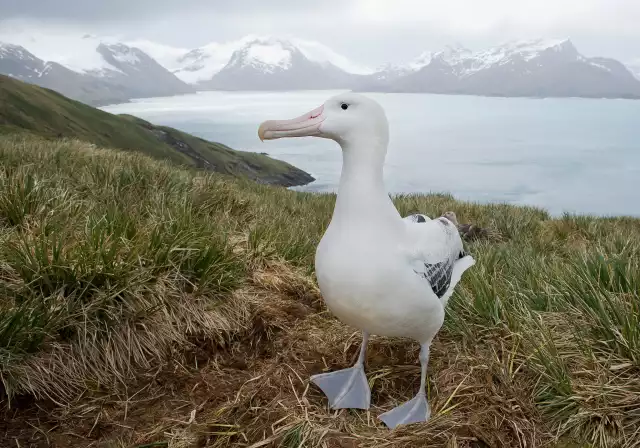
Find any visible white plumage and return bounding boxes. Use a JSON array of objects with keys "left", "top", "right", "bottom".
[{"left": 258, "top": 92, "right": 474, "bottom": 428}]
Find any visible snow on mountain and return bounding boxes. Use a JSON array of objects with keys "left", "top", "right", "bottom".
[
  {"left": 407, "top": 51, "right": 435, "bottom": 71},
  {"left": 371, "top": 46, "right": 458, "bottom": 82},
  {"left": 0, "top": 41, "right": 135, "bottom": 105},
  {"left": 448, "top": 39, "right": 574, "bottom": 77},
  {"left": 374, "top": 39, "right": 572, "bottom": 82},
  {"left": 200, "top": 36, "right": 360, "bottom": 90},
  {"left": 3, "top": 32, "right": 640, "bottom": 100},
  {"left": 468, "top": 39, "right": 571, "bottom": 67},
  {"left": 125, "top": 40, "right": 190, "bottom": 71},
  {"left": 372, "top": 39, "right": 570, "bottom": 82},
  {"left": 230, "top": 37, "right": 293, "bottom": 73},
  {"left": 290, "top": 38, "right": 374, "bottom": 75},
  {"left": 376, "top": 38, "right": 640, "bottom": 98},
  {"left": 627, "top": 59, "right": 640, "bottom": 80},
  {"left": 0, "top": 33, "right": 193, "bottom": 104},
  {"left": 160, "top": 35, "right": 260, "bottom": 84},
  {"left": 141, "top": 35, "right": 373, "bottom": 85},
  {"left": 0, "top": 42, "right": 38, "bottom": 63},
  {"left": 0, "top": 32, "right": 125, "bottom": 76},
  {"left": 109, "top": 45, "right": 141, "bottom": 65},
  {"left": 96, "top": 43, "right": 194, "bottom": 98},
  {"left": 223, "top": 37, "right": 301, "bottom": 75},
  {"left": 0, "top": 42, "right": 45, "bottom": 79}
]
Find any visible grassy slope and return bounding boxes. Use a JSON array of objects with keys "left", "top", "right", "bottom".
[
  {"left": 0, "top": 74, "right": 313, "bottom": 186},
  {"left": 1, "top": 136, "right": 639, "bottom": 448}
]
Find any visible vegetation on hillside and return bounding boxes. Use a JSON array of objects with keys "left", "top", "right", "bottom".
[
  {"left": 0, "top": 75, "right": 313, "bottom": 186},
  {"left": 1, "top": 134, "right": 639, "bottom": 448}
]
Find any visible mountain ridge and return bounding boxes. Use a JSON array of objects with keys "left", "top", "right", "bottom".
[
  {"left": 364, "top": 38, "right": 640, "bottom": 98},
  {"left": 1, "top": 34, "right": 640, "bottom": 102},
  {"left": 0, "top": 38, "right": 194, "bottom": 105}
]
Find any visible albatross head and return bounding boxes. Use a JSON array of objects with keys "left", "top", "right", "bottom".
[{"left": 258, "top": 93, "right": 389, "bottom": 149}]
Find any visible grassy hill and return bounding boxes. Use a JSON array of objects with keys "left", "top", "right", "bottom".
[
  {"left": 0, "top": 74, "right": 313, "bottom": 187},
  {"left": 1, "top": 135, "right": 639, "bottom": 448}
]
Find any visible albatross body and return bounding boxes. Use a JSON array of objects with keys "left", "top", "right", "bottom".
[{"left": 258, "top": 93, "right": 475, "bottom": 428}]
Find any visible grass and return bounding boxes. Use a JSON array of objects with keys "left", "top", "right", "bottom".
[
  {"left": 0, "top": 134, "right": 639, "bottom": 448},
  {"left": 0, "top": 75, "right": 313, "bottom": 186}
]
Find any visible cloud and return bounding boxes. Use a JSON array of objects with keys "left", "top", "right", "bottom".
[
  {"left": 3, "top": 0, "right": 639, "bottom": 38},
  {"left": 0, "top": 0, "right": 349, "bottom": 23},
  {"left": 1, "top": 0, "right": 639, "bottom": 64},
  {"left": 352, "top": 0, "right": 640, "bottom": 37}
]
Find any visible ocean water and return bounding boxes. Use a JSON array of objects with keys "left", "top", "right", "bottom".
[{"left": 102, "top": 90, "right": 640, "bottom": 217}]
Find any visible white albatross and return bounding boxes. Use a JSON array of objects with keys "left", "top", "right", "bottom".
[{"left": 258, "top": 93, "right": 475, "bottom": 429}]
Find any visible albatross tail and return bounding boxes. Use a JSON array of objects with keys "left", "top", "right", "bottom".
[{"left": 440, "top": 255, "right": 475, "bottom": 308}]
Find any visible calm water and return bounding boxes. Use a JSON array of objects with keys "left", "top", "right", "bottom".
[{"left": 103, "top": 91, "right": 640, "bottom": 217}]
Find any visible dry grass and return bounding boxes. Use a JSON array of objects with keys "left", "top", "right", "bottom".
[{"left": 1, "top": 134, "right": 640, "bottom": 447}]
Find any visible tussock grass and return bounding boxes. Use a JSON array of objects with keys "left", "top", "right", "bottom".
[{"left": 1, "top": 133, "right": 639, "bottom": 447}]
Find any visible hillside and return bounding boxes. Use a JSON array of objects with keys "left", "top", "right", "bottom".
[
  {"left": 0, "top": 75, "right": 313, "bottom": 186},
  {"left": 1, "top": 134, "right": 639, "bottom": 447}
]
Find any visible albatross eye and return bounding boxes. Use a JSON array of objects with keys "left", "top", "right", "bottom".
[{"left": 341, "top": 103, "right": 349, "bottom": 110}]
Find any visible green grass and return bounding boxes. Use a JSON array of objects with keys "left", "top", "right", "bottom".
[
  {"left": 0, "top": 134, "right": 639, "bottom": 447},
  {"left": 0, "top": 75, "right": 312, "bottom": 186}
]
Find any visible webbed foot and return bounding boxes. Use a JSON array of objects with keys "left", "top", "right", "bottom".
[
  {"left": 311, "top": 365, "right": 371, "bottom": 409},
  {"left": 379, "top": 392, "right": 430, "bottom": 428}
]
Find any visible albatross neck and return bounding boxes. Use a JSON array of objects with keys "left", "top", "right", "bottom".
[{"left": 333, "top": 137, "right": 400, "bottom": 222}]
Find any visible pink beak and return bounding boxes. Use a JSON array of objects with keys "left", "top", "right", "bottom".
[{"left": 258, "top": 105, "right": 325, "bottom": 141}]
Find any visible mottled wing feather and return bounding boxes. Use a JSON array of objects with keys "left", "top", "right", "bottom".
[
  {"left": 409, "top": 217, "right": 464, "bottom": 298},
  {"left": 417, "top": 260, "right": 454, "bottom": 298}
]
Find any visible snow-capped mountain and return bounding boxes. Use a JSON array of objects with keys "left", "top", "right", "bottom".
[
  {"left": 367, "top": 49, "right": 441, "bottom": 85},
  {"left": 2, "top": 33, "right": 640, "bottom": 102},
  {"left": 96, "top": 43, "right": 193, "bottom": 98},
  {"left": 369, "top": 39, "right": 640, "bottom": 98},
  {"left": 197, "top": 36, "right": 365, "bottom": 90},
  {"left": 0, "top": 42, "right": 133, "bottom": 105},
  {"left": 0, "top": 34, "right": 192, "bottom": 105},
  {"left": 172, "top": 39, "right": 248, "bottom": 85},
  {"left": 0, "top": 43, "right": 50, "bottom": 80},
  {"left": 135, "top": 35, "right": 374, "bottom": 88}
]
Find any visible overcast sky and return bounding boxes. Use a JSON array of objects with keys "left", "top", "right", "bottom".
[{"left": 1, "top": 0, "right": 639, "bottom": 64}]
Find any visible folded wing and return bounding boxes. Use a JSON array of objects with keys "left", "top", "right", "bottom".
[{"left": 404, "top": 215, "right": 475, "bottom": 306}]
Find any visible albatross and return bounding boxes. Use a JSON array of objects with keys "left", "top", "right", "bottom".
[{"left": 258, "top": 93, "right": 475, "bottom": 429}]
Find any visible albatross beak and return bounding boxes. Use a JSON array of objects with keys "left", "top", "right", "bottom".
[{"left": 258, "top": 105, "right": 325, "bottom": 141}]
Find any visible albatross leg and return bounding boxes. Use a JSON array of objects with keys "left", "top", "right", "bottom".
[
  {"left": 379, "top": 343, "right": 431, "bottom": 429},
  {"left": 310, "top": 332, "right": 371, "bottom": 409}
]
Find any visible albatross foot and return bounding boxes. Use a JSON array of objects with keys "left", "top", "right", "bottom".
[
  {"left": 310, "top": 365, "right": 371, "bottom": 409},
  {"left": 379, "top": 393, "right": 431, "bottom": 429}
]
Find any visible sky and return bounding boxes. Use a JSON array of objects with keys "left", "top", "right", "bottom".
[{"left": 1, "top": 0, "right": 639, "bottom": 65}]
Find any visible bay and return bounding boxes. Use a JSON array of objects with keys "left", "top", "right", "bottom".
[{"left": 103, "top": 90, "right": 640, "bottom": 217}]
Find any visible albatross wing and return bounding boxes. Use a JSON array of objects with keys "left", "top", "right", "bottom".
[{"left": 404, "top": 216, "right": 474, "bottom": 306}]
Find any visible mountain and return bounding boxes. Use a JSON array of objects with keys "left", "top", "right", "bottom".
[
  {"left": 0, "top": 42, "right": 132, "bottom": 105},
  {"left": 95, "top": 43, "right": 193, "bottom": 98},
  {"left": 0, "top": 36, "right": 193, "bottom": 105},
  {"left": 368, "top": 39, "right": 640, "bottom": 99},
  {"left": 200, "top": 36, "right": 363, "bottom": 90},
  {"left": 136, "top": 35, "right": 373, "bottom": 90},
  {"left": 627, "top": 60, "right": 640, "bottom": 80},
  {"left": 3, "top": 33, "right": 640, "bottom": 100},
  {"left": 0, "top": 74, "right": 313, "bottom": 186},
  {"left": 359, "top": 51, "right": 437, "bottom": 89}
]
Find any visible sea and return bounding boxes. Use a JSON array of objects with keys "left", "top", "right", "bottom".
[{"left": 102, "top": 90, "right": 640, "bottom": 217}]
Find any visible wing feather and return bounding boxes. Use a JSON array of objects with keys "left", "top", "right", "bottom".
[{"left": 403, "top": 215, "right": 472, "bottom": 301}]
